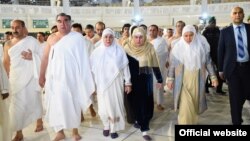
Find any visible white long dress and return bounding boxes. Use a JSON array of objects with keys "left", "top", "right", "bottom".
[{"left": 90, "top": 36, "right": 131, "bottom": 133}]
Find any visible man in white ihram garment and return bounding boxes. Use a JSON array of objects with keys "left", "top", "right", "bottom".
[
  {"left": 148, "top": 24, "right": 168, "bottom": 111},
  {"left": 90, "top": 28, "right": 132, "bottom": 139},
  {"left": 39, "top": 13, "right": 95, "bottom": 141},
  {"left": 3, "top": 19, "right": 43, "bottom": 141},
  {"left": 36, "top": 32, "right": 47, "bottom": 58}
]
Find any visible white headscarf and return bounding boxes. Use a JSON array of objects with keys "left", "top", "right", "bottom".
[
  {"left": 171, "top": 25, "right": 209, "bottom": 71},
  {"left": 90, "top": 28, "right": 128, "bottom": 93}
]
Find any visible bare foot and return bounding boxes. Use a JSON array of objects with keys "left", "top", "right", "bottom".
[
  {"left": 12, "top": 131, "right": 23, "bottom": 141},
  {"left": 35, "top": 118, "right": 44, "bottom": 132},
  {"left": 12, "top": 135, "right": 23, "bottom": 141},
  {"left": 35, "top": 125, "right": 44, "bottom": 132},
  {"left": 53, "top": 131, "right": 65, "bottom": 141},
  {"left": 157, "top": 104, "right": 165, "bottom": 111},
  {"left": 72, "top": 128, "right": 81, "bottom": 141},
  {"left": 73, "top": 134, "right": 82, "bottom": 141}
]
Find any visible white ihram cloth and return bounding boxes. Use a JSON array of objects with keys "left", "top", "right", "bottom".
[
  {"left": 8, "top": 36, "right": 42, "bottom": 131},
  {"left": 0, "top": 98, "right": 11, "bottom": 141},
  {"left": 38, "top": 41, "right": 47, "bottom": 58},
  {"left": 150, "top": 36, "right": 168, "bottom": 105},
  {"left": 82, "top": 36, "right": 95, "bottom": 56},
  {"left": 45, "top": 32, "right": 95, "bottom": 132},
  {"left": 0, "top": 60, "right": 11, "bottom": 141},
  {"left": 90, "top": 28, "right": 131, "bottom": 132}
]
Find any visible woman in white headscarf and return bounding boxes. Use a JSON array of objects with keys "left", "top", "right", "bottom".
[
  {"left": 166, "top": 25, "right": 218, "bottom": 124},
  {"left": 90, "top": 28, "right": 132, "bottom": 139}
]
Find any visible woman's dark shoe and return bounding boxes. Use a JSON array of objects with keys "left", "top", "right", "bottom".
[
  {"left": 111, "top": 133, "right": 118, "bottom": 139},
  {"left": 103, "top": 130, "right": 110, "bottom": 137},
  {"left": 133, "top": 123, "right": 140, "bottom": 129},
  {"left": 143, "top": 135, "right": 152, "bottom": 141}
]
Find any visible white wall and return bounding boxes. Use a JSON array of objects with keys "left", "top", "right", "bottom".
[{"left": 0, "top": 1, "right": 249, "bottom": 33}]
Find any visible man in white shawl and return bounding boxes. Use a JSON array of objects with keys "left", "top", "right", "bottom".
[
  {"left": 166, "top": 25, "right": 218, "bottom": 124},
  {"left": 36, "top": 32, "right": 47, "bottom": 58},
  {"left": 39, "top": 13, "right": 95, "bottom": 141},
  {"left": 148, "top": 24, "right": 169, "bottom": 111},
  {"left": 3, "top": 19, "right": 43, "bottom": 141},
  {"left": 90, "top": 28, "right": 132, "bottom": 139},
  {"left": 168, "top": 20, "right": 186, "bottom": 50},
  {"left": 71, "top": 23, "right": 97, "bottom": 120}
]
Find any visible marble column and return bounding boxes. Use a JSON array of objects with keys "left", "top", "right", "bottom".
[
  {"left": 201, "top": 0, "right": 208, "bottom": 25},
  {"left": 132, "top": 0, "right": 143, "bottom": 25},
  {"left": 50, "top": 0, "right": 55, "bottom": 6},
  {"left": 62, "top": 0, "right": 70, "bottom": 14},
  {"left": 11, "top": 0, "right": 19, "bottom": 4}
]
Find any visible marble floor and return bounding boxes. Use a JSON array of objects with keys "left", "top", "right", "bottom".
[{"left": 17, "top": 84, "right": 250, "bottom": 141}]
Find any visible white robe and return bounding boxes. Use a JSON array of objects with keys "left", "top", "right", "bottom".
[
  {"left": 83, "top": 36, "right": 95, "bottom": 56},
  {"left": 94, "top": 40, "right": 101, "bottom": 50},
  {"left": 150, "top": 36, "right": 168, "bottom": 105},
  {"left": 85, "top": 33, "right": 99, "bottom": 54},
  {"left": 38, "top": 41, "right": 47, "bottom": 58},
  {"left": 8, "top": 36, "right": 42, "bottom": 131},
  {"left": 0, "top": 53, "right": 8, "bottom": 94},
  {"left": 0, "top": 96, "right": 4, "bottom": 141},
  {"left": 90, "top": 39, "right": 131, "bottom": 133},
  {"left": 0, "top": 44, "right": 3, "bottom": 60},
  {"left": 0, "top": 58, "right": 11, "bottom": 141},
  {"left": 45, "top": 32, "right": 95, "bottom": 132},
  {"left": 96, "top": 73, "right": 127, "bottom": 133}
]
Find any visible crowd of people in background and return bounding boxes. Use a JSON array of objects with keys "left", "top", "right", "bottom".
[{"left": 0, "top": 6, "right": 250, "bottom": 141}]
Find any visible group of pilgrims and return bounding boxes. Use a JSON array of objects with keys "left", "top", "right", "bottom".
[{"left": 1, "top": 6, "right": 249, "bottom": 141}]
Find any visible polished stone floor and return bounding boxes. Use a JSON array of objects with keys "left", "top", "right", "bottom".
[{"left": 18, "top": 84, "right": 250, "bottom": 141}]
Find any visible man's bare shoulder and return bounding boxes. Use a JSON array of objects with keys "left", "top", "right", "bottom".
[
  {"left": 85, "top": 38, "right": 93, "bottom": 45},
  {"left": 47, "top": 33, "right": 57, "bottom": 41},
  {"left": 168, "top": 36, "right": 175, "bottom": 43},
  {"left": 4, "top": 40, "right": 13, "bottom": 50},
  {"left": 91, "top": 34, "right": 101, "bottom": 44},
  {"left": 47, "top": 33, "right": 60, "bottom": 46},
  {"left": 169, "top": 35, "right": 181, "bottom": 44}
]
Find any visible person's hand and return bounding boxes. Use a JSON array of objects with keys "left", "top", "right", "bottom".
[
  {"left": 2, "top": 93, "right": 9, "bottom": 100},
  {"left": 39, "top": 76, "right": 46, "bottom": 88},
  {"left": 124, "top": 85, "right": 132, "bottom": 94},
  {"left": 156, "top": 83, "right": 162, "bottom": 89},
  {"left": 211, "top": 79, "right": 219, "bottom": 88},
  {"left": 219, "top": 72, "right": 224, "bottom": 80},
  {"left": 166, "top": 81, "right": 174, "bottom": 90},
  {"left": 21, "top": 49, "right": 32, "bottom": 60}
]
